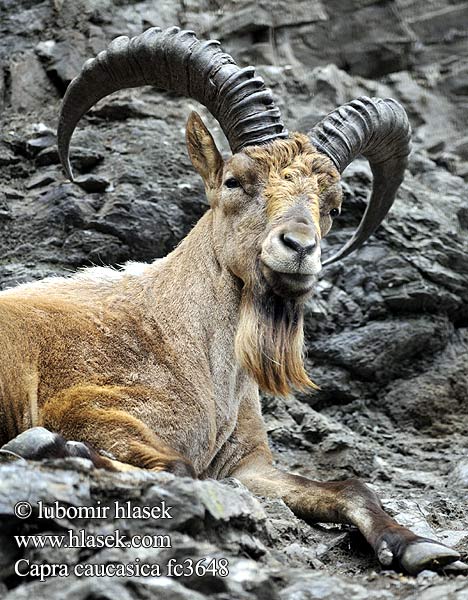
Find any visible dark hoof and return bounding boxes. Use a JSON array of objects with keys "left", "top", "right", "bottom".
[
  {"left": 401, "top": 541, "right": 460, "bottom": 575},
  {"left": 1, "top": 427, "right": 67, "bottom": 460},
  {"left": 441, "top": 560, "right": 468, "bottom": 574},
  {"left": 376, "top": 530, "right": 461, "bottom": 575},
  {"left": 0, "top": 428, "right": 102, "bottom": 467},
  {"left": 65, "top": 440, "right": 94, "bottom": 459}
]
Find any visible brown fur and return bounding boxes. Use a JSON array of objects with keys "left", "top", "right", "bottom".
[
  {"left": 0, "top": 112, "right": 457, "bottom": 573},
  {"left": 245, "top": 133, "right": 340, "bottom": 229}
]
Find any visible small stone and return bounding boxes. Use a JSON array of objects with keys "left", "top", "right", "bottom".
[
  {"left": 26, "top": 134, "right": 56, "bottom": 156},
  {"left": 0, "top": 199, "right": 11, "bottom": 221},
  {"left": 74, "top": 174, "right": 110, "bottom": 193},
  {"left": 1, "top": 186, "right": 24, "bottom": 199},
  {"left": 0, "top": 146, "right": 20, "bottom": 166},
  {"left": 25, "top": 171, "right": 56, "bottom": 189},
  {"left": 442, "top": 560, "right": 468, "bottom": 573},
  {"left": 417, "top": 569, "right": 439, "bottom": 581},
  {"left": 35, "top": 146, "right": 60, "bottom": 166},
  {"left": 70, "top": 146, "right": 104, "bottom": 172}
]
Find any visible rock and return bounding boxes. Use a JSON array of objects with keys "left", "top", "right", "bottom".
[
  {"left": 2, "top": 575, "right": 208, "bottom": 600},
  {"left": 279, "top": 572, "right": 393, "bottom": 600},
  {"left": 26, "top": 133, "right": 56, "bottom": 156},
  {"left": 381, "top": 498, "right": 438, "bottom": 540},
  {"left": 0, "top": 460, "right": 274, "bottom": 597},
  {"left": 0, "top": 2, "right": 468, "bottom": 598},
  {"left": 90, "top": 96, "right": 160, "bottom": 120},
  {"left": 0, "top": 186, "right": 24, "bottom": 200},
  {"left": 382, "top": 330, "right": 468, "bottom": 431},
  {"left": 438, "top": 530, "right": 468, "bottom": 548},
  {"left": 74, "top": 174, "right": 110, "bottom": 193},
  {"left": 299, "top": 410, "right": 351, "bottom": 444},
  {"left": 35, "top": 146, "right": 60, "bottom": 166},
  {"left": 68, "top": 146, "right": 105, "bottom": 173},
  {"left": 8, "top": 51, "right": 58, "bottom": 113},
  {"left": 308, "top": 317, "right": 452, "bottom": 384},
  {"left": 448, "top": 459, "right": 468, "bottom": 490},
  {"left": 24, "top": 171, "right": 57, "bottom": 189},
  {"left": 222, "top": 559, "right": 280, "bottom": 599},
  {"left": 35, "top": 33, "right": 88, "bottom": 91},
  {"left": 0, "top": 145, "right": 20, "bottom": 167},
  {"left": 0, "top": 198, "right": 12, "bottom": 221}
]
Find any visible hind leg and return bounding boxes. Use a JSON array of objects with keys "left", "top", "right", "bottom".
[{"left": 3, "top": 384, "right": 195, "bottom": 477}]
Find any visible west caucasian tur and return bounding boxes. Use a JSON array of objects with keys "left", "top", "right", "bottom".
[{"left": 0, "top": 26, "right": 464, "bottom": 575}]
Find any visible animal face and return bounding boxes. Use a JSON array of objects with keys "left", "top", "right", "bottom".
[{"left": 186, "top": 112, "right": 342, "bottom": 299}]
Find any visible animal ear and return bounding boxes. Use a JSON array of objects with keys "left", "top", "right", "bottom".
[{"left": 186, "top": 112, "right": 223, "bottom": 190}]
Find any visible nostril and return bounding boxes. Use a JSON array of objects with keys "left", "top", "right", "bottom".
[
  {"left": 281, "top": 233, "right": 301, "bottom": 253},
  {"left": 281, "top": 232, "right": 316, "bottom": 255}
]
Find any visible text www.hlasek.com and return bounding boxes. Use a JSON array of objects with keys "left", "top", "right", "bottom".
[{"left": 15, "top": 529, "right": 170, "bottom": 550}]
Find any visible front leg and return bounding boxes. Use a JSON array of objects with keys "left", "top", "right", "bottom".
[{"left": 232, "top": 454, "right": 462, "bottom": 574}]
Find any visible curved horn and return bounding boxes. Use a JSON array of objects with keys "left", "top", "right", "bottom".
[
  {"left": 58, "top": 26, "right": 288, "bottom": 180},
  {"left": 309, "top": 96, "right": 411, "bottom": 266}
]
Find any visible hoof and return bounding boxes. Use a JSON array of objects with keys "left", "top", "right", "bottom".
[
  {"left": 401, "top": 541, "right": 460, "bottom": 575},
  {"left": 0, "top": 428, "right": 102, "bottom": 467},
  {"left": 441, "top": 560, "right": 468, "bottom": 573},
  {"left": 65, "top": 440, "right": 94, "bottom": 460},
  {"left": 1, "top": 427, "right": 67, "bottom": 460}
]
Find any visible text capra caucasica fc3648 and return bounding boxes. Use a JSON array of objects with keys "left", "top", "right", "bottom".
[{"left": 0, "top": 26, "right": 463, "bottom": 575}]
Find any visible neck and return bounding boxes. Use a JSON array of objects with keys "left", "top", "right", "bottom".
[
  {"left": 147, "top": 210, "right": 242, "bottom": 344},
  {"left": 146, "top": 210, "right": 315, "bottom": 396}
]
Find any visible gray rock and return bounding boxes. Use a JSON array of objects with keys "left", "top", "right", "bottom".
[
  {"left": 74, "top": 174, "right": 110, "bottom": 193},
  {"left": 36, "top": 34, "right": 88, "bottom": 90},
  {"left": 308, "top": 317, "right": 452, "bottom": 384},
  {"left": 3, "top": 575, "right": 208, "bottom": 600},
  {"left": 8, "top": 51, "right": 58, "bottom": 113},
  {"left": 279, "top": 572, "right": 394, "bottom": 600},
  {"left": 24, "top": 171, "right": 58, "bottom": 189},
  {"left": 448, "top": 459, "right": 468, "bottom": 490}
]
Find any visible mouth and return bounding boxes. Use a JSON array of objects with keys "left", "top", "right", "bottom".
[{"left": 260, "top": 262, "right": 317, "bottom": 298}]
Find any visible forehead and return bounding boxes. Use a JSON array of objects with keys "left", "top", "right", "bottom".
[
  {"left": 226, "top": 133, "right": 339, "bottom": 183},
  {"left": 245, "top": 133, "right": 339, "bottom": 179},
  {"left": 226, "top": 133, "right": 340, "bottom": 222}
]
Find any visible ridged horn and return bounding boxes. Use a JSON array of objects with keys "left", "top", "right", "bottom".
[
  {"left": 309, "top": 96, "right": 411, "bottom": 266},
  {"left": 57, "top": 26, "right": 288, "bottom": 180}
]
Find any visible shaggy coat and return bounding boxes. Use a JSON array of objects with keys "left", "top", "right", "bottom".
[{"left": 0, "top": 115, "right": 461, "bottom": 574}]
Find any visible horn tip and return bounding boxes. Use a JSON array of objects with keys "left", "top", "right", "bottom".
[
  {"left": 65, "top": 166, "right": 75, "bottom": 183},
  {"left": 60, "top": 155, "right": 75, "bottom": 182}
]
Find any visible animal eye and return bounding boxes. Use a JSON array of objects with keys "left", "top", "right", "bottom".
[
  {"left": 224, "top": 177, "right": 240, "bottom": 189},
  {"left": 329, "top": 207, "right": 340, "bottom": 218}
]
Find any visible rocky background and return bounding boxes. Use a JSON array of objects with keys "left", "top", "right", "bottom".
[{"left": 0, "top": 0, "right": 467, "bottom": 598}]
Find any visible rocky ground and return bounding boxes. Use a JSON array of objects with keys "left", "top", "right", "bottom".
[{"left": 0, "top": 0, "right": 467, "bottom": 598}]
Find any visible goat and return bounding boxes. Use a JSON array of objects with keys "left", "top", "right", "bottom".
[{"left": 0, "top": 26, "right": 463, "bottom": 575}]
